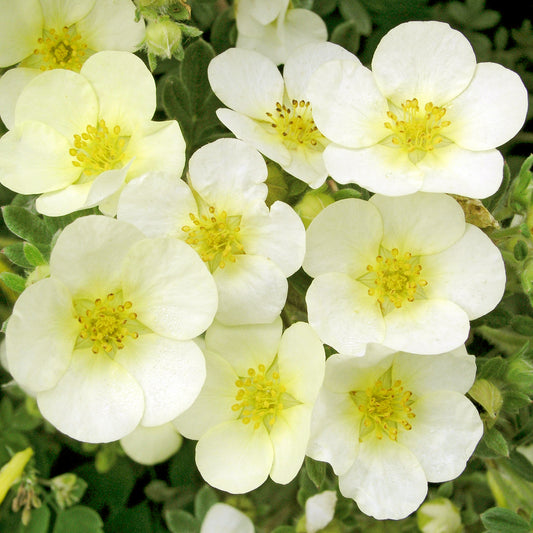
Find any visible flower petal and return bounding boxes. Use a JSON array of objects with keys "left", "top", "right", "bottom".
[
  {"left": 200, "top": 503, "right": 254, "bottom": 533},
  {"left": 35, "top": 182, "right": 92, "bottom": 216},
  {"left": 0, "top": 68, "right": 40, "bottom": 129},
  {"left": 196, "top": 420, "right": 273, "bottom": 493},
  {"left": 401, "top": 391, "right": 483, "bottom": 482},
  {"left": 121, "top": 237, "right": 217, "bottom": 339},
  {"left": 371, "top": 21, "right": 476, "bottom": 105},
  {"left": 40, "top": 0, "right": 95, "bottom": 28},
  {"left": 37, "top": 348, "right": 144, "bottom": 443},
  {"left": 208, "top": 48, "right": 284, "bottom": 119},
  {"left": 6, "top": 278, "right": 78, "bottom": 392},
  {"left": 446, "top": 62, "right": 528, "bottom": 150},
  {"left": 422, "top": 224, "right": 505, "bottom": 319},
  {"left": 115, "top": 335, "right": 206, "bottom": 426}
]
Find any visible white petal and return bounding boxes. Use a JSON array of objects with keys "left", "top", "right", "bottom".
[
  {"left": 117, "top": 172, "right": 197, "bottom": 238},
  {"left": 270, "top": 405, "right": 312, "bottom": 484},
  {"left": 369, "top": 192, "right": 465, "bottom": 255},
  {"left": 208, "top": 48, "right": 284, "bottom": 119},
  {"left": 306, "top": 273, "right": 385, "bottom": 356},
  {"left": 76, "top": 0, "right": 145, "bottom": 52},
  {"left": 81, "top": 51, "right": 155, "bottom": 129},
  {"left": 393, "top": 348, "right": 476, "bottom": 395},
  {"left": 401, "top": 391, "right": 483, "bottom": 482},
  {"left": 213, "top": 255, "right": 287, "bottom": 326},
  {"left": 240, "top": 201, "right": 305, "bottom": 277},
  {"left": 0, "top": 0, "right": 43, "bottom": 66},
  {"left": 308, "top": 61, "right": 388, "bottom": 148},
  {"left": 37, "top": 348, "right": 144, "bottom": 443},
  {"left": 85, "top": 165, "right": 129, "bottom": 208},
  {"left": 0, "top": 68, "right": 40, "bottom": 129},
  {"left": 120, "top": 423, "right": 182, "bottom": 465},
  {"left": 237, "top": 0, "right": 288, "bottom": 26},
  {"left": 423, "top": 224, "right": 506, "bottom": 319},
  {"left": 50, "top": 215, "right": 145, "bottom": 299},
  {"left": 371, "top": 21, "right": 476, "bottom": 105},
  {"left": 283, "top": 41, "right": 358, "bottom": 100},
  {"left": 305, "top": 491, "right": 337, "bottom": 533},
  {"left": 188, "top": 138, "right": 268, "bottom": 212},
  {"left": 339, "top": 437, "right": 427, "bottom": 520},
  {"left": 281, "top": 144, "right": 329, "bottom": 188},
  {"left": 115, "top": 335, "right": 206, "bottom": 426},
  {"left": 40, "top": 0, "right": 95, "bottom": 28},
  {"left": 323, "top": 143, "right": 424, "bottom": 195},
  {"left": 236, "top": 25, "right": 288, "bottom": 67},
  {"left": 196, "top": 420, "right": 273, "bottom": 493},
  {"left": 303, "top": 198, "right": 383, "bottom": 278},
  {"left": 6, "top": 278, "right": 78, "bottom": 392},
  {"left": 35, "top": 182, "right": 92, "bottom": 216},
  {"left": 277, "top": 322, "right": 325, "bottom": 403},
  {"left": 446, "top": 62, "right": 528, "bottom": 150},
  {"left": 419, "top": 144, "right": 504, "bottom": 199},
  {"left": 383, "top": 299, "right": 470, "bottom": 354},
  {"left": 121, "top": 238, "right": 217, "bottom": 339},
  {"left": 201, "top": 503, "right": 254, "bottom": 533}
]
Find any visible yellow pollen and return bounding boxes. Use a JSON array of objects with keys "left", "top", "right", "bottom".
[
  {"left": 231, "top": 363, "right": 286, "bottom": 430},
  {"left": 363, "top": 248, "right": 427, "bottom": 309},
  {"left": 265, "top": 100, "right": 325, "bottom": 150},
  {"left": 351, "top": 378, "right": 416, "bottom": 441},
  {"left": 33, "top": 26, "right": 88, "bottom": 72},
  {"left": 70, "top": 120, "right": 128, "bottom": 176},
  {"left": 181, "top": 206, "right": 244, "bottom": 271},
  {"left": 75, "top": 293, "right": 139, "bottom": 355},
  {"left": 384, "top": 98, "right": 451, "bottom": 154}
]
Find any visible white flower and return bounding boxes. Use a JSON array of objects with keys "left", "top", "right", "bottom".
[
  {"left": 208, "top": 43, "right": 356, "bottom": 188},
  {"left": 5, "top": 215, "right": 218, "bottom": 443},
  {"left": 235, "top": 0, "right": 327, "bottom": 66},
  {"left": 307, "top": 21, "right": 528, "bottom": 198},
  {"left": 303, "top": 193, "right": 506, "bottom": 356},
  {"left": 0, "top": 0, "right": 145, "bottom": 125},
  {"left": 305, "top": 490, "right": 337, "bottom": 533},
  {"left": 307, "top": 344, "right": 483, "bottom": 520},
  {"left": 174, "top": 319, "right": 325, "bottom": 493},
  {"left": 0, "top": 51, "right": 184, "bottom": 216},
  {"left": 201, "top": 503, "right": 254, "bottom": 533},
  {"left": 117, "top": 138, "right": 306, "bottom": 325}
]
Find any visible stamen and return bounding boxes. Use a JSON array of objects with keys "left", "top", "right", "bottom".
[{"left": 32, "top": 26, "right": 88, "bottom": 72}]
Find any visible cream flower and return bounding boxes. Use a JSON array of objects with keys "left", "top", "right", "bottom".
[
  {"left": 174, "top": 319, "right": 325, "bottom": 493},
  {"left": 307, "top": 21, "right": 528, "bottom": 198},
  {"left": 120, "top": 423, "right": 182, "bottom": 465},
  {"left": 117, "top": 138, "right": 306, "bottom": 325},
  {"left": 307, "top": 345, "right": 483, "bottom": 520},
  {"left": 201, "top": 503, "right": 254, "bottom": 533},
  {"left": 303, "top": 193, "right": 505, "bottom": 356},
  {"left": 208, "top": 43, "right": 356, "bottom": 188},
  {"left": 5, "top": 216, "right": 218, "bottom": 443},
  {"left": 0, "top": 0, "right": 145, "bottom": 125},
  {"left": 0, "top": 51, "right": 184, "bottom": 216},
  {"left": 305, "top": 490, "right": 337, "bottom": 533},
  {"left": 235, "top": 0, "right": 327, "bottom": 66}
]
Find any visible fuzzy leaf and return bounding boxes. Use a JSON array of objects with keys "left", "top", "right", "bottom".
[
  {"left": 481, "top": 507, "right": 531, "bottom": 533},
  {"left": 2, "top": 206, "right": 52, "bottom": 246}
]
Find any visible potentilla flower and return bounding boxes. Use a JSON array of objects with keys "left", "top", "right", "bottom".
[
  {"left": 0, "top": 0, "right": 145, "bottom": 126},
  {"left": 307, "top": 344, "right": 483, "bottom": 520},
  {"left": 303, "top": 193, "right": 505, "bottom": 355},
  {"left": 208, "top": 43, "right": 356, "bottom": 188},
  {"left": 174, "top": 319, "right": 325, "bottom": 493},
  {"left": 0, "top": 51, "right": 184, "bottom": 216},
  {"left": 307, "top": 21, "right": 528, "bottom": 198},
  {"left": 5, "top": 216, "right": 218, "bottom": 443},
  {"left": 117, "top": 138, "right": 306, "bottom": 325},
  {"left": 201, "top": 503, "right": 254, "bottom": 533},
  {"left": 235, "top": 0, "right": 327, "bottom": 66}
]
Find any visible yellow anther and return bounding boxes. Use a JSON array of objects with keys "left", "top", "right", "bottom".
[{"left": 32, "top": 26, "right": 88, "bottom": 71}]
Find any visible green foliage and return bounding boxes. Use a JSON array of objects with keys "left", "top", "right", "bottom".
[
  {"left": 52, "top": 506, "right": 104, "bottom": 533},
  {"left": 481, "top": 507, "right": 532, "bottom": 533}
]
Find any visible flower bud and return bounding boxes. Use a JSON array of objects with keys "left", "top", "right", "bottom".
[
  {"left": 416, "top": 498, "right": 463, "bottom": 533},
  {"left": 294, "top": 191, "right": 334, "bottom": 229},
  {"left": 144, "top": 20, "right": 182, "bottom": 59}
]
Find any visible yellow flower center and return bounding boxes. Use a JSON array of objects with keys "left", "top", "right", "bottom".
[
  {"left": 75, "top": 293, "right": 139, "bottom": 354},
  {"left": 70, "top": 120, "right": 129, "bottom": 177},
  {"left": 266, "top": 100, "right": 325, "bottom": 150},
  {"left": 181, "top": 206, "right": 244, "bottom": 271},
  {"left": 231, "top": 363, "right": 286, "bottom": 430},
  {"left": 363, "top": 248, "right": 427, "bottom": 309},
  {"left": 384, "top": 98, "right": 451, "bottom": 154},
  {"left": 33, "top": 26, "right": 88, "bottom": 71},
  {"left": 351, "top": 377, "right": 416, "bottom": 441}
]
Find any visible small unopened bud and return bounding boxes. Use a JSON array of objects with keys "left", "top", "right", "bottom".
[
  {"left": 144, "top": 20, "right": 182, "bottom": 59},
  {"left": 294, "top": 191, "right": 334, "bottom": 229},
  {"left": 417, "top": 498, "right": 463, "bottom": 533}
]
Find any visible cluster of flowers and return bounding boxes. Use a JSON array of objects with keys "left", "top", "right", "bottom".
[{"left": 0, "top": 0, "right": 529, "bottom": 522}]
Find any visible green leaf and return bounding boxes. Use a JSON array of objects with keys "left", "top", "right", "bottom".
[
  {"left": 210, "top": 7, "right": 236, "bottom": 54},
  {"left": 272, "top": 527, "right": 296, "bottom": 533},
  {"left": 469, "top": 9, "right": 501, "bottom": 30},
  {"left": 483, "top": 427, "right": 510, "bottom": 457},
  {"left": 480, "top": 507, "right": 531, "bottom": 532},
  {"left": 194, "top": 485, "right": 218, "bottom": 522},
  {"left": 23, "top": 243, "right": 47, "bottom": 267},
  {"left": 19, "top": 505, "right": 51, "bottom": 533},
  {"left": 338, "top": 0, "right": 372, "bottom": 34},
  {"left": 513, "top": 240, "right": 529, "bottom": 262},
  {"left": 2, "top": 242, "right": 32, "bottom": 268},
  {"left": 164, "top": 509, "right": 200, "bottom": 533},
  {"left": 511, "top": 315, "right": 533, "bottom": 336},
  {"left": 0, "top": 271, "right": 26, "bottom": 293},
  {"left": 312, "top": 0, "right": 337, "bottom": 16},
  {"left": 11, "top": 405, "right": 41, "bottom": 431},
  {"left": 2, "top": 206, "right": 52, "bottom": 246},
  {"left": 305, "top": 456, "right": 326, "bottom": 488},
  {"left": 331, "top": 20, "right": 361, "bottom": 55},
  {"left": 478, "top": 357, "right": 509, "bottom": 381},
  {"left": 507, "top": 450, "right": 533, "bottom": 483},
  {"left": 160, "top": 73, "right": 193, "bottom": 142},
  {"left": 52, "top": 506, "right": 104, "bottom": 533},
  {"left": 503, "top": 390, "right": 531, "bottom": 412}
]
